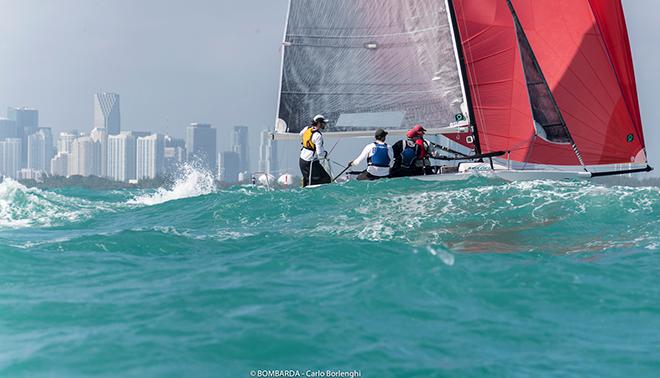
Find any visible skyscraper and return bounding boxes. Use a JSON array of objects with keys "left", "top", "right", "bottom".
[
  {"left": 0, "top": 138, "right": 21, "bottom": 179},
  {"left": 7, "top": 107, "right": 38, "bottom": 136},
  {"left": 94, "top": 93, "right": 121, "bottom": 135},
  {"left": 136, "top": 134, "right": 165, "bottom": 180},
  {"left": 232, "top": 126, "right": 249, "bottom": 173},
  {"left": 27, "top": 128, "right": 53, "bottom": 172},
  {"left": 68, "top": 136, "right": 101, "bottom": 177},
  {"left": 0, "top": 118, "right": 18, "bottom": 139},
  {"left": 258, "top": 130, "right": 277, "bottom": 174},
  {"left": 164, "top": 135, "right": 186, "bottom": 173},
  {"left": 50, "top": 152, "right": 69, "bottom": 177},
  {"left": 108, "top": 132, "right": 136, "bottom": 182},
  {"left": 220, "top": 151, "right": 240, "bottom": 183},
  {"left": 57, "top": 131, "right": 78, "bottom": 154},
  {"left": 186, "top": 123, "right": 217, "bottom": 173},
  {"left": 7, "top": 107, "right": 38, "bottom": 167},
  {"left": 90, "top": 127, "right": 108, "bottom": 177}
]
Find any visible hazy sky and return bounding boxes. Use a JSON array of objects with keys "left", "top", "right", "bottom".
[{"left": 1, "top": 0, "right": 658, "bottom": 174}]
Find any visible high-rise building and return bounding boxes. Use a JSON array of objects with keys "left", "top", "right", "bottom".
[
  {"left": 50, "top": 152, "right": 69, "bottom": 177},
  {"left": 220, "top": 151, "right": 240, "bottom": 183},
  {"left": 90, "top": 127, "right": 108, "bottom": 177},
  {"left": 164, "top": 135, "right": 186, "bottom": 173},
  {"left": 7, "top": 107, "right": 38, "bottom": 136},
  {"left": 57, "top": 131, "right": 78, "bottom": 154},
  {"left": 0, "top": 118, "right": 18, "bottom": 139},
  {"left": 258, "top": 130, "right": 277, "bottom": 174},
  {"left": 7, "top": 107, "right": 38, "bottom": 167},
  {"left": 108, "top": 132, "right": 136, "bottom": 182},
  {"left": 68, "top": 136, "right": 101, "bottom": 177},
  {"left": 186, "top": 123, "right": 217, "bottom": 173},
  {"left": 94, "top": 93, "right": 121, "bottom": 135},
  {"left": 136, "top": 134, "right": 165, "bottom": 180},
  {"left": 27, "top": 128, "right": 53, "bottom": 172},
  {"left": 0, "top": 138, "right": 21, "bottom": 179},
  {"left": 232, "top": 126, "right": 250, "bottom": 173}
]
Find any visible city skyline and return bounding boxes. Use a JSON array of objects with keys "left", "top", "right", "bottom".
[{"left": 0, "top": 92, "right": 257, "bottom": 183}]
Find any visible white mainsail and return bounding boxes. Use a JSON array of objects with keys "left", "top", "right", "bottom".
[{"left": 275, "top": 0, "right": 470, "bottom": 136}]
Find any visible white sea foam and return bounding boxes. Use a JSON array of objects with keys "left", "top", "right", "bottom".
[
  {"left": 0, "top": 177, "right": 97, "bottom": 228},
  {"left": 128, "top": 164, "right": 216, "bottom": 206},
  {"left": 427, "top": 246, "right": 455, "bottom": 266},
  {"left": 313, "top": 180, "right": 658, "bottom": 253}
]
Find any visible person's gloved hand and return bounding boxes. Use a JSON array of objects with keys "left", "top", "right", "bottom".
[{"left": 347, "top": 160, "right": 354, "bottom": 167}]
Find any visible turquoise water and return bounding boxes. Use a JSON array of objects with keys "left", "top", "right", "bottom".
[{"left": 1, "top": 170, "right": 659, "bottom": 377}]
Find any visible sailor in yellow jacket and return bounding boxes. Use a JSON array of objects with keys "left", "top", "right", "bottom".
[{"left": 299, "top": 114, "right": 332, "bottom": 187}]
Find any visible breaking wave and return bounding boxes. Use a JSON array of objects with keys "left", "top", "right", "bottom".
[
  {"left": 0, "top": 177, "right": 103, "bottom": 228},
  {"left": 128, "top": 164, "right": 216, "bottom": 206}
]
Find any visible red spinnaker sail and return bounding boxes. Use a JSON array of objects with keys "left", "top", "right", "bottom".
[{"left": 452, "top": 0, "right": 647, "bottom": 166}]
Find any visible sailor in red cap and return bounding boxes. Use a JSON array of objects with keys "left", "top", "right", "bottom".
[{"left": 391, "top": 124, "right": 434, "bottom": 177}]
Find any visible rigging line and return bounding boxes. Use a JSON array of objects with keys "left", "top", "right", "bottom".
[
  {"left": 326, "top": 158, "right": 346, "bottom": 169},
  {"left": 327, "top": 138, "right": 342, "bottom": 156}
]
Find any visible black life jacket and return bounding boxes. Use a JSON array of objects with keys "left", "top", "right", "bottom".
[{"left": 400, "top": 139, "right": 419, "bottom": 169}]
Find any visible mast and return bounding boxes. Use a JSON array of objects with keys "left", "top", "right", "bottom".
[
  {"left": 445, "top": 0, "right": 482, "bottom": 155},
  {"left": 269, "top": 0, "right": 293, "bottom": 173}
]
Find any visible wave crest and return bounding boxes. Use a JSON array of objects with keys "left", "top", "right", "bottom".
[
  {"left": 0, "top": 177, "right": 98, "bottom": 228},
  {"left": 128, "top": 164, "right": 216, "bottom": 206}
]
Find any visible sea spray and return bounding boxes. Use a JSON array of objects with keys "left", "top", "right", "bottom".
[{"left": 128, "top": 163, "right": 216, "bottom": 206}]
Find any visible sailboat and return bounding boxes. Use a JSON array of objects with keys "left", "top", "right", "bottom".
[{"left": 269, "top": 0, "right": 653, "bottom": 182}]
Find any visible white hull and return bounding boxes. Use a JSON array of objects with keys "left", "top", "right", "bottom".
[
  {"left": 412, "top": 169, "right": 591, "bottom": 182},
  {"left": 305, "top": 164, "right": 593, "bottom": 189}
]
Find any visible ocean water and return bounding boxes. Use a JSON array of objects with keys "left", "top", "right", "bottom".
[{"left": 0, "top": 169, "right": 659, "bottom": 377}]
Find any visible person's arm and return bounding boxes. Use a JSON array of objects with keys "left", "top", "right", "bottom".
[
  {"left": 313, "top": 132, "right": 326, "bottom": 158},
  {"left": 416, "top": 139, "right": 426, "bottom": 158},
  {"left": 350, "top": 144, "right": 372, "bottom": 166}
]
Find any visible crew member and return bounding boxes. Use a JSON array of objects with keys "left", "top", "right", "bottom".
[
  {"left": 348, "top": 128, "right": 392, "bottom": 181},
  {"left": 391, "top": 124, "right": 434, "bottom": 177},
  {"left": 299, "top": 114, "right": 332, "bottom": 187}
]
